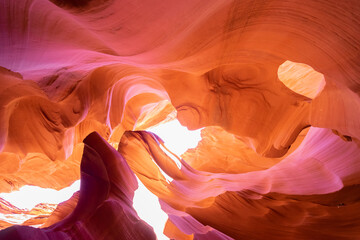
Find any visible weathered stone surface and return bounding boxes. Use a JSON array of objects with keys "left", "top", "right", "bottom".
[
  {"left": 0, "top": 0, "right": 359, "bottom": 239},
  {"left": 0, "top": 132, "right": 156, "bottom": 239}
]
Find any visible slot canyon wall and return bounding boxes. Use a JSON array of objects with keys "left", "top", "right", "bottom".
[{"left": 0, "top": 0, "right": 359, "bottom": 239}]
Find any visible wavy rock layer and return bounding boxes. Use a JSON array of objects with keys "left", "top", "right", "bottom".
[
  {"left": 119, "top": 129, "right": 360, "bottom": 239},
  {"left": 0, "top": 198, "right": 56, "bottom": 229},
  {"left": 0, "top": 0, "right": 359, "bottom": 239},
  {"left": 0, "top": 132, "right": 156, "bottom": 239}
]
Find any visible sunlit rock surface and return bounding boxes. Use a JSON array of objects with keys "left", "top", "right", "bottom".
[
  {"left": 0, "top": 0, "right": 359, "bottom": 239},
  {"left": 0, "top": 132, "right": 156, "bottom": 239},
  {"left": 0, "top": 198, "right": 55, "bottom": 229}
]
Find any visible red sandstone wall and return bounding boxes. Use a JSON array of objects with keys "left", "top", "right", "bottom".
[{"left": 0, "top": 0, "right": 359, "bottom": 239}]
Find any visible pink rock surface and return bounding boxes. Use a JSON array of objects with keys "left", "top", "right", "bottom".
[
  {"left": 119, "top": 129, "right": 360, "bottom": 239},
  {"left": 0, "top": 0, "right": 359, "bottom": 239},
  {"left": 0, "top": 198, "right": 56, "bottom": 229},
  {"left": 0, "top": 132, "right": 156, "bottom": 239}
]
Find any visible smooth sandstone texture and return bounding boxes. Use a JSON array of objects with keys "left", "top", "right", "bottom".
[
  {"left": 0, "top": 0, "right": 359, "bottom": 239},
  {"left": 0, "top": 198, "right": 56, "bottom": 229},
  {"left": 0, "top": 132, "right": 157, "bottom": 239},
  {"left": 118, "top": 129, "right": 360, "bottom": 240}
]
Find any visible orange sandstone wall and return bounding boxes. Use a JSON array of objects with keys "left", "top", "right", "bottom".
[{"left": 0, "top": 0, "right": 359, "bottom": 239}]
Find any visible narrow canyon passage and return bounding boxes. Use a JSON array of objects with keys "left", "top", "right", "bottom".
[{"left": 0, "top": 0, "right": 359, "bottom": 239}]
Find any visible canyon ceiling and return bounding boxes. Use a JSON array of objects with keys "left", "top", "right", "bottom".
[{"left": 0, "top": 0, "right": 360, "bottom": 239}]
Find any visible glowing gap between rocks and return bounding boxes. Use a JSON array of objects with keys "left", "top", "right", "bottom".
[
  {"left": 133, "top": 119, "right": 202, "bottom": 240},
  {"left": 0, "top": 119, "right": 202, "bottom": 240},
  {"left": 148, "top": 119, "right": 202, "bottom": 157},
  {"left": 0, "top": 181, "right": 80, "bottom": 211}
]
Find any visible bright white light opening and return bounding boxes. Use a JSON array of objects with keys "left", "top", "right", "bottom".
[
  {"left": 133, "top": 119, "right": 202, "bottom": 240},
  {"left": 147, "top": 119, "right": 202, "bottom": 156},
  {"left": 0, "top": 119, "right": 202, "bottom": 240},
  {"left": 0, "top": 180, "right": 80, "bottom": 210},
  {"left": 133, "top": 178, "right": 169, "bottom": 240}
]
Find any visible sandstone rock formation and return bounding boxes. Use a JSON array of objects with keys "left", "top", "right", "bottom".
[
  {"left": 0, "top": 132, "right": 157, "bottom": 239},
  {"left": 0, "top": 0, "right": 359, "bottom": 239},
  {"left": 0, "top": 198, "right": 56, "bottom": 229}
]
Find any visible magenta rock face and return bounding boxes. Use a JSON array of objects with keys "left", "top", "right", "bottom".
[
  {"left": 0, "top": 132, "right": 156, "bottom": 240},
  {"left": 118, "top": 130, "right": 360, "bottom": 240},
  {"left": 0, "top": 0, "right": 360, "bottom": 239}
]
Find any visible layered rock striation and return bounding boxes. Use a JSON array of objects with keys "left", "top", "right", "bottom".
[{"left": 0, "top": 0, "right": 359, "bottom": 239}]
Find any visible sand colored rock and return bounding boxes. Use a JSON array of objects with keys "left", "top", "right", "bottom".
[
  {"left": 0, "top": 0, "right": 359, "bottom": 239},
  {"left": 0, "top": 198, "right": 56, "bottom": 229},
  {"left": 0, "top": 132, "right": 156, "bottom": 239},
  {"left": 119, "top": 129, "right": 360, "bottom": 239}
]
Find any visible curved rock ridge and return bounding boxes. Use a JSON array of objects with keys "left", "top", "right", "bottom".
[
  {"left": 0, "top": 197, "right": 56, "bottom": 229},
  {"left": 181, "top": 126, "right": 309, "bottom": 174},
  {"left": 0, "top": 0, "right": 359, "bottom": 239},
  {"left": 0, "top": 64, "right": 172, "bottom": 192},
  {"left": 0, "top": 0, "right": 359, "bottom": 190},
  {"left": 119, "top": 129, "right": 360, "bottom": 240},
  {"left": 0, "top": 132, "right": 156, "bottom": 240}
]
